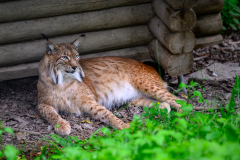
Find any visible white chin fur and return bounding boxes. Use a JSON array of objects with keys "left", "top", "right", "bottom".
[
  {"left": 56, "top": 70, "right": 63, "bottom": 85},
  {"left": 72, "top": 71, "right": 82, "bottom": 82},
  {"left": 51, "top": 68, "right": 84, "bottom": 85}
]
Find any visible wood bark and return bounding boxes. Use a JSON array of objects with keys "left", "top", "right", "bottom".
[
  {"left": 0, "top": 4, "right": 153, "bottom": 45},
  {"left": 192, "top": 13, "right": 223, "bottom": 37},
  {"left": 152, "top": 0, "right": 197, "bottom": 32},
  {"left": 0, "top": 0, "right": 151, "bottom": 23},
  {"left": 0, "top": 25, "right": 153, "bottom": 67},
  {"left": 149, "top": 39, "right": 193, "bottom": 76},
  {"left": 165, "top": 0, "right": 198, "bottom": 10},
  {"left": 193, "top": 0, "right": 224, "bottom": 15},
  {"left": 149, "top": 16, "right": 196, "bottom": 54},
  {"left": 0, "top": 46, "right": 151, "bottom": 81},
  {"left": 194, "top": 34, "right": 223, "bottom": 49}
]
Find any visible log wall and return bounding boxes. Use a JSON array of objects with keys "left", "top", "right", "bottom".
[
  {"left": 0, "top": 0, "right": 224, "bottom": 80},
  {"left": 148, "top": 0, "right": 224, "bottom": 76},
  {"left": 0, "top": 0, "right": 153, "bottom": 80}
]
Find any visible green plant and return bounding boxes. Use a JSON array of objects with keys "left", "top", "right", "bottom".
[
  {"left": 0, "top": 123, "right": 19, "bottom": 160},
  {"left": 33, "top": 77, "right": 240, "bottom": 159},
  {"left": 2, "top": 78, "right": 240, "bottom": 160},
  {"left": 222, "top": 0, "right": 240, "bottom": 30}
]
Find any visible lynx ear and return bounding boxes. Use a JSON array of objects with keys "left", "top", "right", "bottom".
[
  {"left": 72, "top": 34, "right": 85, "bottom": 50},
  {"left": 46, "top": 41, "right": 59, "bottom": 54}
]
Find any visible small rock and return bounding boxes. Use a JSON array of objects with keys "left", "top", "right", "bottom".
[{"left": 47, "top": 125, "right": 53, "bottom": 131}]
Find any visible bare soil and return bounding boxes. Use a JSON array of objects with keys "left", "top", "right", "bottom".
[{"left": 0, "top": 33, "right": 239, "bottom": 155}]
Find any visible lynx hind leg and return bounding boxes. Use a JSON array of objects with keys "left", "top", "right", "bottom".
[
  {"left": 130, "top": 97, "right": 171, "bottom": 113},
  {"left": 37, "top": 104, "right": 71, "bottom": 135},
  {"left": 132, "top": 69, "right": 181, "bottom": 111}
]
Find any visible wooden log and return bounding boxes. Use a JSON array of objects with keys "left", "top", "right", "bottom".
[
  {"left": 193, "top": 0, "right": 224, "bottom": 15},
  {"left": 0, "top": 25, "right": 153, "bottom": 67},
  {"left": 0, "top": 0, "right": 152, "bottom": 23},
  {"left": 149, "top": 39, "right": 193, "bottom": 76},
  {"left": 0, "top": 4, "right": 153, "bottom": 45},
  {"left": 148, "top": 16, "right": 196, "bottom": 54},
  {"left": 0, "top": 62, "right": 39, "bottom": 81},
  {"left": 192, "top": 13, "right": 222, "bottom": 37},
  {"left": 152, "top": 0, "right": 196, "bottom": 32},
  {"left": 165, "top": 0, "right": 198, "bottom": 10},
  {"left": 0, "top": 46, "right": 151, "bottom": 81},
  {"left": 194, "top": 34, "right": 223, "bottom": 49}
]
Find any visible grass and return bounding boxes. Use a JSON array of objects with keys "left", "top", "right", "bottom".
[{"left": 1, "top": 76, "right": 239, "bottom": 160}]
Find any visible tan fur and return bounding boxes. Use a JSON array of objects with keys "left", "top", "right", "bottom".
[{"left": 37, "top": 37, "right": 182, "bottom": 135}]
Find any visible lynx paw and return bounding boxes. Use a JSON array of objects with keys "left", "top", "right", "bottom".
[
  {"left": 122, "top": 123, "right": 130, "bottom": 129},
  {"left": 159, "top": 102, "right": 171, "bottom": 113},
  {"left": 55, "top": 119, "right": 71, "bottom": 136}
]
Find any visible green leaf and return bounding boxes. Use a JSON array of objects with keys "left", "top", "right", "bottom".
[
  {"left": 229, "top": 10, "right": 240, "bottom": 16},
  {"left": 56, "top": 124, "right": 60, "bottom": 128},
  {"left": 143, "top": 107, "right": 149, "bottom": 113},
  {"left": 233, "top": 18, "right": 240, "bottom": 25},
  {"left": 178, "top": 82, "right": 188, "bottom": 89},
  {"left": 3, "top": 127, "right": 14, "bottom": 135},
  {"left": 222, "top": 26, "right": 227, "bottom": 30},
  {"left": 190, "top": 81, "right": 199, "bottom": 87},
  {"left": 181, "top": 103, "right": 193, "bottom": 116},
  {"left": 224, "top": 124, "right": 238, "bottom": 142},
  {"left": 101, "top": 127, "right": 110, "bottom": 136},
  {"left": 4, "top": 145, "right": 19, "bottom": 160},
  {"left": 229, "top": 23, "right": 237, "bottom": 30},
  {"left": 206, "top": 132, "right": 221, "bottom": 141},
  {"left": 175, "top": 118, "right": 188, "bottom": 130}
]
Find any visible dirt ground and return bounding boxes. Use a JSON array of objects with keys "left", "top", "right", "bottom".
[{"left": 0, "top": 33, "right": 240, "bottom": 154}]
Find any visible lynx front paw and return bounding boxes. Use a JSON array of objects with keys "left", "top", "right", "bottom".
[
  {"left": 54, "top": 119, "right": 71, "bottom": 136},
  {"left": 159, "top": 102, "right": 171, "bottom": 113},
  {"left": 122, "top": 123, "right": 130, "bottom": 129}
]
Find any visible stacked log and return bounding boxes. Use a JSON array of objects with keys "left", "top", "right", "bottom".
[
  {"left": 192, "top": 0, "right": 224, "bottom": 49},
  {"left": 0, "top": 1, "right": 153, "bottom": 80},
  {"left": 148, "top": 0, "right": 197, "bottom": 76},
  {"left": 148, "top": 0, "right": 224, "bottom": 76}
]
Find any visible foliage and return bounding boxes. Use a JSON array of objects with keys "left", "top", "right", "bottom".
[
  {"left": 222, "top": 0, "right": 240, "bottom": 30},
  {"left": 0, "top": 123, "right": 19, "bottom": 160},
  {"left": 1, "top": 77, "right": 240, "bottom": 160}
]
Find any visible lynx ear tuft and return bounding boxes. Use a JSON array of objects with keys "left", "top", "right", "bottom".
[
  {"left": 72, "top": 34, "right": 85, "bottom": 50},
  {"left": 46, "top": 41, "right": 59, "bottom": 54}
]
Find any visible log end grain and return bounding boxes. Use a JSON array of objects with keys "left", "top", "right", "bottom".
[
  {"left": 169, "top": 31, "right": 196, "bottom": 54},
  {"left": 170, "top": 8, "right": 197, "bottom": 32}
]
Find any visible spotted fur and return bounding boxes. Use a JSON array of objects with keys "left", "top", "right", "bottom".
[{"left": 37, "top": 36, "right": 182, "bottom": 135}]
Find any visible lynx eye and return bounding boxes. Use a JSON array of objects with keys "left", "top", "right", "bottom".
[
  {"left": 75, "top": 55, "right": 79, "bottom": 59},
  {"left": 61, "top": 56, "right": 69, "bottom": 61}
]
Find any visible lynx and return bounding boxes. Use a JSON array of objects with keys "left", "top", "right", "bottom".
[{"left": 37, "top": 35, "right": 182, "bottom": 135}]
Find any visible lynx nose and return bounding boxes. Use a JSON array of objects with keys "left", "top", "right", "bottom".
[{"left": 72, "top": 66, "right": 77, "bottom": 71}]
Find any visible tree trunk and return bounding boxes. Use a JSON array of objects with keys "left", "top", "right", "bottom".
[
  {"left": 0, "top": 0, "right": 151, "bottom": 23},
  {"left": 149, "top": 39, "right": 193, "bottom": 76},
  {"left": 193, "top": 0, "right": 224, "bottom": 15},
  {"left": 149, "top": 16, "right": 196, "bottom": 54},
  {"left": 165, "top": 0, "right": 198, "bottom": 10},
  {"left": 194, "top": 34, "right": 223, "bottom": 49},
  {"left": 0, "top": 25, "right": 153, "bottom": 67},
  {"left": 0, "top": 46, "right": 151, "bottom": 81},
  {"left": 192, "top": 13, "right": 223, "bottom": 37},
  {"left": 152, "top": 0, "right": 197, "bottom": 32}
]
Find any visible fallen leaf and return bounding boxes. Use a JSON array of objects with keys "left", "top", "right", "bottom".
[
  {"left": 81, "top": 120, "right": 92, "bottom": 123},
  {"left": 181, "top": 94, "right": 188, "bottom": 99}
]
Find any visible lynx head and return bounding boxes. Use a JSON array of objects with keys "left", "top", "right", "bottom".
[{"left": 45, "top": 35, "right": 85, "bottom": 85}]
